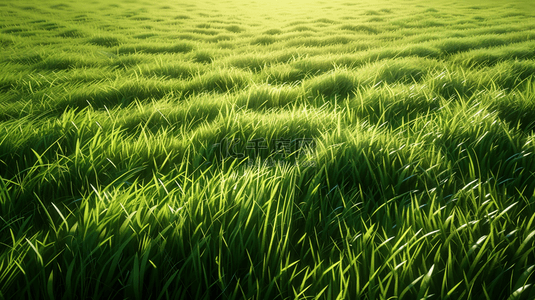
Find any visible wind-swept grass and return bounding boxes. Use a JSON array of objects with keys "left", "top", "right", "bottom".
[{"left": 1, "top": 0, "right": 535, "bottom": 299}]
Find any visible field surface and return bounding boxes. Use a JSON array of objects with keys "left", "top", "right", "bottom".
[{"left": 1, "top": 0, "right": 535, "bottom": 299}]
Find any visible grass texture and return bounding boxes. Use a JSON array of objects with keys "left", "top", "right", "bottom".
[{"left": 1, "top": 0, "right": 535, "bottom": 299}]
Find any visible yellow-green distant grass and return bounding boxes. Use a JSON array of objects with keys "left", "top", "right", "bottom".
[
  {"left": 304, "top": 69, "right": 360, "bottom": 101},
  {"left": 87, "top": 35, "right": 122, "bottom": 47},
  {"left": 117, "top": 41, "right": 195, "bottom": 54},
  {"left": 259, "top": 63, "right": 308, "bottom": 85},
  {"left": 235, "top": 84, "right": 304, "bottom": 110},
  {"left": 451, "top": 41, "right": 535, "bottom": 68},
  {"left": 184, "top": 68, "right": 252, "bottom": 95},
  {"left": 188, "top": 49, "right": 216, "bottom": 64},
  {"left": 347, "top": 83, "right": 441, "bottom": 127},
  {"left": 1, "top": 0, "right": 535, "bottom": 299},
  {"left": 134, "top": 59, "right": 205, "bottom": 79}
]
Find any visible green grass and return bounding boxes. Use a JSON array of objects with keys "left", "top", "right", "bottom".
[{"left": 1, "top": 0, "right": 535, "bottom": 299}]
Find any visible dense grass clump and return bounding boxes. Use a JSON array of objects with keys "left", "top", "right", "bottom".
[{"left": 1, "top": 0, "right": 535, "bottom": 299}]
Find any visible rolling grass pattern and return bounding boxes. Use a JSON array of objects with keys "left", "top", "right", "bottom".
[{"left": 1, "top": 0, "right": 535, "bottom": 299}]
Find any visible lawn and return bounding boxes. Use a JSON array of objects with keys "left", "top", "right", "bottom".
[{"left": 1, "top": 0, "right": 535, "bottom": 299}]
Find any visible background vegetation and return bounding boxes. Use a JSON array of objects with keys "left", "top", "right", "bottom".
[{"left": 1, "top": 0, "right": 535, "bottom": 298}]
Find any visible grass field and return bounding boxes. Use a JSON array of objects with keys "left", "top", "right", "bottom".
[{"left": 1, "top": 0, "right": 535, "bottom": 299}]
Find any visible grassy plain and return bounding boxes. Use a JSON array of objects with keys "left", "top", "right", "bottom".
[{"left": 1, "top": 0, "right": 535, "bottom": 299}]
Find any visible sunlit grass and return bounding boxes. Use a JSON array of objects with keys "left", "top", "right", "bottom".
[{"left": 1, "top": 0, "right": 535, "bottom": 299}]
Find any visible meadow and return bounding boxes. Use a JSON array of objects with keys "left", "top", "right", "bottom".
[{"left": 1, "top": 0, "right": 535, "bottom": 298}]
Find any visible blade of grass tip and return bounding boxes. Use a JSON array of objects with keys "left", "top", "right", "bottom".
[
  {"left": 0, "top": 175, "right": 12, "bottom": 204},
  {"left": 399, "top": 274, "right": 424, "bottom": 299},
  {"left": 293, "top": 284, "right": 312, "bottom": 299},
  {"left": 139, "top": 245, "right": 151, "bottom": 291},
  {"left": 417, "top": 264, "right": 435, "bottom": 299},
  {"left": 512, "top": 265, "right": 534, "bottom": 292},
  {"left": 496, "top": 201, "right": 518, "bottom": 221},
  {"left": 445, "top": 280, "right": 464, "bottom": 300},
  {"left": 65, "top": 258, "right": 76, "bottom": 299},
  {"left": 47, "top": 270, "right": 55, "bottom": 300},
  {"left": 31, "top": 149, "right": 44, "bottom": 166},
  {"left": 35, "top": 193, "right": 57, "bottom": 234},
  {"left": 514, "top": 230, "right": 535, "bottom": 258},
  {"left": 481, "top": 283, "right": 492, "bottom": 300},
  {"left": 25, "top": 238, "right": 43, "bottom": 267},
  {"left": 468, "top": 235, "right": 490, "bottom": 276},
  {"left": 507, "top": 284, "right": 532, "bottom": 300},
  {"left": 314, "top": 285, "right": 329, "bottom": 300},
  {"left": 51, "top": 203, "right": 68, "bottom": 231},
  {"left": 131, "top": 253, "right": 141, "bottom": 300}
]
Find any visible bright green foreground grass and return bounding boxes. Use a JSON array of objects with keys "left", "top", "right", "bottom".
[{"left": 1, "top": 0, "right": 535, "bottom": 299}]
